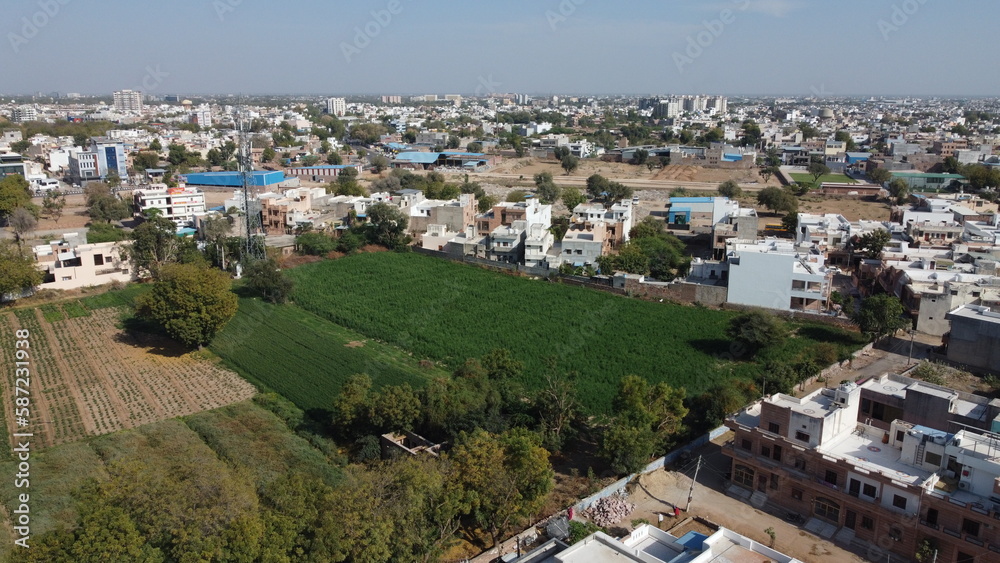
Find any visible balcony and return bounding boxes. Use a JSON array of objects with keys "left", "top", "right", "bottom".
[
  {"left": 919, "top": 519, "right": 939, "bottom": 531},
  {"left": 943, "top": 528, "right": 962, "bottom": 538}
]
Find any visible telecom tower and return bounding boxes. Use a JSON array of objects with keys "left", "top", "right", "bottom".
[{"left": 236, "top": 107, "right": 265, "bottom": 263}]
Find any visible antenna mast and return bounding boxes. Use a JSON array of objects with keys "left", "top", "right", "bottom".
[{"left": 237, "top": 104, "right": 265, "bottom": 263}]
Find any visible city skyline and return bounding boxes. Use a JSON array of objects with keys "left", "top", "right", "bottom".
[{"left": 3, "top": 0, "right": 999, "bottom": 97}]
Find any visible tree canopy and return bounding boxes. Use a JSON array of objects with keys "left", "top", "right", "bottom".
[
  {"left": 135, "top": 263, "right": 239, "bottom": 348},
  {"left": 0, "top": 239, "right": 41, "bottom": 301},
  {"left": 852, "top": 294, "right": 909, "bottom": 342}
]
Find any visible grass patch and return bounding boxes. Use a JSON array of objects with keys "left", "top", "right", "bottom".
[
  {"left": 210, "top": 298, "right": 448, "bottom": 414},
  {"left": 61, "top": 301, "right": 91, "bottom": 319},
  {"left": 183, "top": 401, "right": 341, "bottom": 488},
  {"left": 40, "top": 303, "right": 66, "bottom": 323},
  {"left": 286, "top": 253, "right": 865, "bottom": 413},
  {"left": 79, "top": 283, "right": 150, "bottom": 310},
  {"left": 790, "top": 173, "right": 857, "bottom": 185}
]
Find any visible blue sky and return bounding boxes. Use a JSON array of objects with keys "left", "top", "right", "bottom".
[{"left": 3, "top": 0, "right": 997, "bottom": 96}]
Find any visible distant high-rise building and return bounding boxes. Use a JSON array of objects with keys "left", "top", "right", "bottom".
[
  {"left": 12, "top": 106, "right": 37, "bottom": 123},
  {"left": 380, "top": 95, "right": 402, "bottom": 104},
  {"left": 113, "top": 89, "right": 144, "bottom": 112},
  {"left": 164, "top": 95, "right": 180, "bottom": 103},
  {"left": 444, "top": 94, "right": 462, "bottom": 102},
  {"left": 192, "top": 104, "right": 212, "bottom": 128},
  {"left": 325, "top": 97, "right": 347, "bottom": 116},
  {"left": 423, "top": 95, "right": 439, "bottom": 102}
]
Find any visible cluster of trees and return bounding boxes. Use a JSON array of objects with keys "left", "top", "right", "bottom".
[
  {"left": 596, "top": 217, "right": 690, "bottom": 280},
  {"left": 599, "top": 375, "right": 688, "bottom": 474},
  {"left": 85, "top": 181, "right": 131, "bottom": 223},
  {"left": 553, "top": 146, "right": 579, "bottom": 175},
  {"left": 585, "top": 174, "right": 633, "bottom": 208},
  {"left": 297, "top": 201, "right": 411, "bottom": 255}
]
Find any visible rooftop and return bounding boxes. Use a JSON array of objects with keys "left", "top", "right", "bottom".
[{"left": 818, "top": 430, "right": 931, "bottom": 486}]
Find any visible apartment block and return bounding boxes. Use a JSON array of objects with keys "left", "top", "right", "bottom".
[
  {"left": 133, "top": 186, "right": 207, "bottom": 227},
  {"left": 725, "top": 375, "right": 1000, "bottom": 563},
  {"left": 113, "top": 89, "right": 144, "bottom": 113}
]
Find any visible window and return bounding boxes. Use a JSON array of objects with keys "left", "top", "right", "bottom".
[
  {"left": 962, "top": 518, "right": 981, "bottom": 537},
  {"left": 924, "top": 451, "right": 942, "bottom": 467},
  {"left": 861, "top": 398, "right": 871, "bottom": 414},
  {"left": 795, "top": 431, "right": 810, "bottom": 442},
  {"left": 94, "top": 254, "right": 104, "bottom": 266},
  {"left": 896, "top": 430, "right": 905, "bottom": 443},
  {"left": 761, "top": 445, "right": 770, "bottom": 458},
  {"left": 861, "top": 515, "right": 874, "bottom": 530},
  {"left": 862, "top": 483, "right": 877, "bottom": 498},
  {"left": 888, "top": 526, "right": 902, "bottom": 541},
  {"left": 824, "top": 470, "right": 838, "bottom": 486},
  {"left": 791, "top": 488, "right": 803, "bottom": 500},
  {"left": 768, "top": 422, "right": 780, "bottom": 434},
  {"left": 770, "top": 473, "right": 779, "bottom": 489},
  {"left": 925, "top": 508, "right": 938, "bottom": 526},
  {"left": 849, "top": 479, "right": 860, "bottom": 497},
  {"left": 740, "top": 438, "right": 752, "bottom": 451},
  {"left": 892, "top": 495, "right": 907, "bottom": 510},
  {"left": 814, "top": 497, "right": 840, "bottom": 523},
  {"left": 794, "top": 458, "right": 806, "bottom": 471},
  {"left": 734, "top": 465, "right": 754, "bottom": 488},
  {"left": 772, "top": 445, "right": 782, "bottom": 462}
]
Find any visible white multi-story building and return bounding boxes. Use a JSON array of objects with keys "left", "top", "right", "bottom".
[
  {"left": 726, "top": 239, "right": 834, "bottom": 312},
  {"left": 192, "top": 104, "right": 212, "bottom": 128},
  {"left": 113, "top": 89, "right": 144, "bottom": 113},
  {"left": 133, "top": 186, "right": 207, "bottom": 227},
  {"left": 12, "top": 106, "right": 37, "bottom": 123},
  {"left": 33, "top": 235, "right": 133, "bottom": 290},
  {"left": 325, "top": 97, "right": 347, "bottom": 117}
]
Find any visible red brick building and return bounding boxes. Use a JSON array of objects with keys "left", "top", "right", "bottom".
[{"left": 724, "top": 375, "right": 1000, "bottom": 562}]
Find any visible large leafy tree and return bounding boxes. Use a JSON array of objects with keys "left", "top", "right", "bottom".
[
  {"left": 0, "top": 240, "right": 42, "bottom": 301},
  {"left": 127, "top": 216, "right": 179, "bottom": 279},
  {"left": 245, "top": 257, "right": 294, "bottom": 304},
  {"left": 717, "top": 179, "right": 742, "bottom": 199},
  {"left": 0, "top": 174, "right": 32, "bottom": 220},
  {"left": 857, "top": 229, "right": 891, "bottom": 259},
  {"left": 726, "top": 310, "right": 787, "bottom": 357},
  {"left": 135, "top": 263, "right": 239, "bottom": 348},
  {"left": 756, "top": 186, "right": 798, "bottom": 214},
  {"left": 852, "top": 293, "right": 909, "bottom": 342},
  {"left": 601, "top": 375, "right": 688, "bottom": 474},
  {"left": 450, "top": 428, "right": 553, "bottom": 548},
  {"left": 365, "top": 202, "right": 409, "bottom": 249},
  {"left": 533, "top": 172, "right": 560, "bottom": 204}
]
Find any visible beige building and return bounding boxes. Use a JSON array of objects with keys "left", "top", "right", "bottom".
[{"left": 34, "top": 235, "right": 132, "bottom": 290}]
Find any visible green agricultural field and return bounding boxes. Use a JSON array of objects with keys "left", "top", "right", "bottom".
[
  {"left": 287, "top": 252, "right": 866, "bottom": 413},
  {"left": 210, "top": 297, "right": 448, "bottom": 414},
  {"left": 790, "top": 173, "right": 857, "bottom": 185}
]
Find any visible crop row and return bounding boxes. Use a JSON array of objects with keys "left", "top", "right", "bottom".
[
  {"left": 211, "top": 298, "right": 444, "bottom": 413},
  {"left": 286, "top": 253, "right": 866, "bottom": 413}
]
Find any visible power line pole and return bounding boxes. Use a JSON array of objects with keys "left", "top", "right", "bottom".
[{"left": 685, "top": 456, "right": 702, "bottom": 512}]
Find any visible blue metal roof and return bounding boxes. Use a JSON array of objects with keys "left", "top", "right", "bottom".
[
  {"left": 182, "top": 171, "right": 285, "bottom": 187},
  {"left": 295, "top": 165, "right": 356, "bottom": 170},
  {"left": 394, "top": 152, "right": 440, "bottom": 164},
  {"left": 670, "top": 197, "right": 714, "bottom": 203},
  {"left": 677, "top": 531, "right": 709, "bottom": 552}
]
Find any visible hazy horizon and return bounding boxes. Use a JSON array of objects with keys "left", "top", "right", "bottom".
[{"left": 4, "top": 0, "right": 998, "bottom": 97}]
